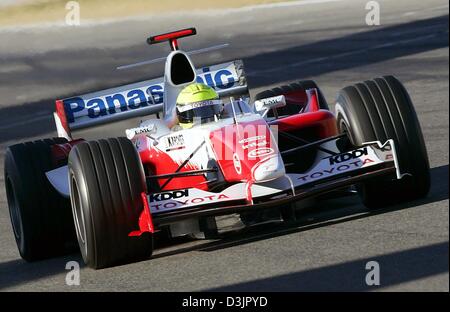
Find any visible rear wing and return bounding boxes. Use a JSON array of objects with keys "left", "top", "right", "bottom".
[{"left": 54, "top": 60, "right": 248, "bottom": 139}]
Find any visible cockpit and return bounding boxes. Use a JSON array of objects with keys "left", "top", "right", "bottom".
[{"left": 174, "top": 98, "right": 254, "bottom": 130}]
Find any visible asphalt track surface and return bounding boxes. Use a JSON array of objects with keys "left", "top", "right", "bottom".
[{"left": 0, "top": 0, "right": 448, "bottom": 291}]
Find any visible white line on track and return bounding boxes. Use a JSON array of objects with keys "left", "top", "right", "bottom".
[
  {"left": 219, "top": 0, "right": 343, "bottom": 11},
  {"left": 247, "top": 32, "right": 443, "bottom": 76}
]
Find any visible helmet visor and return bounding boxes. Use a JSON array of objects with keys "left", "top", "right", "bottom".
[{"left": 177, "top": 100, "right": 222, "bottom": 123}]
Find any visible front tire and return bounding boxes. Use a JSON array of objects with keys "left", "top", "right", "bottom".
[
  {"left": 68, "top": 138, "right": 153, "bottom": 269},
  {"left": 335, "top": 76, "right": 430, "bottom": 208}
]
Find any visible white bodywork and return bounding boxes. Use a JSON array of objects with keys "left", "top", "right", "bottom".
[
  {"left": 46, "top": 138, "right": 399, "bottom": 201},
  {"left": 146, "top": 139, "right": 398, "bottom": 213},
  {"left": 162, "top": 51, "right": 197, "bottom": 128}
]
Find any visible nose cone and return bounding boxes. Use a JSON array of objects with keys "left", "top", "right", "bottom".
[
  {"left": 210, "top": 118, "right": 286, "bottom": 183},
  {"left": 252, "top": 154, "right": 286, "bottom": 182}
]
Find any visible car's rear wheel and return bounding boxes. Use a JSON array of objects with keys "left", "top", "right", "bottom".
[
  {"left": 4, "top": 138, "right": 76, "bottom": 261},
  {"left": 68, "top": 138, "right": 153, "bottom": 269},
  {"left": 335, "top": 76, "right": 430, "bottom": 208}
]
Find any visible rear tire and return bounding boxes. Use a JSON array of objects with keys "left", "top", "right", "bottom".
[
  {"left": 68, "top": 138, "right": 153, "bottom": 269},
  {"left": 335, "top": 76, "right": 430, "bottom": 208},
  {"left": 4, "top": 138, "right": 76, "bottom": 261}
]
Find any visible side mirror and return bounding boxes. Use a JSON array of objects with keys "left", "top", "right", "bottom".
[
  {"left": 254, "top": 95, "right": 286, "bottom": 116},
  {"left": 125, "top": 123, "right": 157, "bottom": 140}
]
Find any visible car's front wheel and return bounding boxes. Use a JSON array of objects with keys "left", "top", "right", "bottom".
[
  {"left": 335, "top": 76, "right": 430, "bottom": 208},
  {"left": 68, "top": 138, "right": 153, "bottom": 269}
]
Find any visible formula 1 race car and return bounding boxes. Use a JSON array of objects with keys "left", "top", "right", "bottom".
[{"left": 4, "top": 28, "right": 430, "bottom": 269}]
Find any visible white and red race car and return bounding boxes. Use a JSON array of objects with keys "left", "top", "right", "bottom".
[{"left": 4, "top": 28, "right": 430, "bottom": 269}]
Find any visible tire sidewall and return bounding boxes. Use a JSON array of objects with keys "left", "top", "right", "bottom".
[
  {"left": 4, "top": 151, "right": 28, "bottom": 256},
  {"left": 68, "top": 155, "right": 94, "bottom": 266}
]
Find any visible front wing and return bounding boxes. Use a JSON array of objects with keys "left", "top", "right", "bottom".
[{"left": 149, "top": 139, "right": 402, "bottom": 226}]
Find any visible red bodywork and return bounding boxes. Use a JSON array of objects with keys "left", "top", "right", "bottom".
[
  {"left": 139, "top": 147, "right": 208, "bottom": 191},
  {"left": 271, "top": 88, "right": 337, "bottom": 137},
  {"left": 147, "top": 28, "right": 197, "bottom": 51},
  {"left": 209, "top": 118, "right": 277, "bottom": 183},
  {"left": 137, "top": 88, "right": 337, "bottom": 192},
  {"left": 51, "top": 139, "right": 84, "bottom": 167}
]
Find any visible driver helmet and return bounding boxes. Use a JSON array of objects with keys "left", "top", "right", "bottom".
[{"left": 176, "top": 83, "right": 222, "bottom": 129}]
